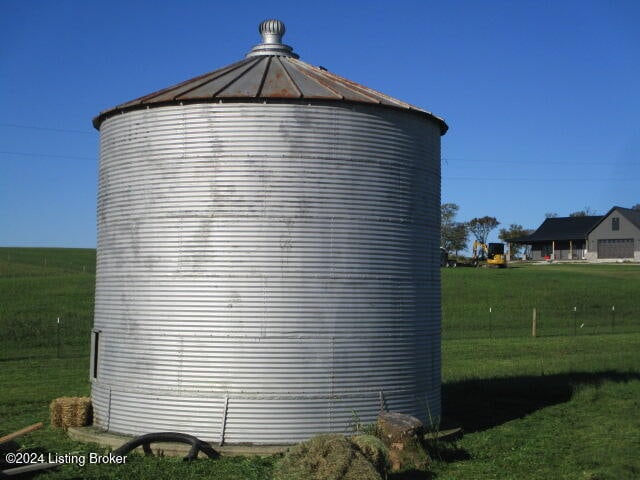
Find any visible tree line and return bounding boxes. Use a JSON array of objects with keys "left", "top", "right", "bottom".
[
  {"left": 441, "top": 203, "right": 511, "bottom": 256},
  {"left": 441, "top": 203, "right": 528, "bottom": 256},
  {"left": 440, "top": 203, "right": 640, "bottom": 257}
]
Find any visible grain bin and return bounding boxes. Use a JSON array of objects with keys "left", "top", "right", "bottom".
[{"left": 91, "top": 19, "right": 448, "bottom": 445}]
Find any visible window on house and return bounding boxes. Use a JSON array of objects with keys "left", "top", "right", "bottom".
[{"left": 612, "top": 217, "right": 620, "bottom": 231}]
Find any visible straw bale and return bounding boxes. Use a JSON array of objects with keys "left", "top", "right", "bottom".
[{"left": 50, "top": 397, "right": 92, "bottom": 428}]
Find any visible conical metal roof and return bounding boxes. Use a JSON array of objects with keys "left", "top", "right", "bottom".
[{"left": 93, "top": 19, "right": 448, "bottom": 134}]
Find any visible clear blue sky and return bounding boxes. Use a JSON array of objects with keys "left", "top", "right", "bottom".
[{"left": 1, "top": 1, "right": 638, "bottom": 248}]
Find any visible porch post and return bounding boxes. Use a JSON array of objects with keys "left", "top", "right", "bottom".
[
  {"left": 552, "top": 240, "right": 555, "bottom": 259},
  {"left": 569, "top": 240, "right": 573, "bottom": 260}
]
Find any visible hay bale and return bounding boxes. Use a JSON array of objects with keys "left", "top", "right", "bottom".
[
  {"left": 274, "top": 434, "right": 382, "bottom": 480},
  {"left": 50, "top": 397, "right": 92, "bottom": 429},
  {"left": 350, "top": 434, "right": 389, "bottom": 476}
]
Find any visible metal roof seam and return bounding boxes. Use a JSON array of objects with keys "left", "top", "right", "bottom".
[
  {"left": 294, "top": 60, "right": 383, "bottom": 104},
  {"left": 207, "top": 57, "right": 266, "bottom": 98},
  {"left": 255, "top": 57, "right": 272, "bottom": 98},
  {"left": 141, "top": 58, "right": 252, "bottom": 105},
  {"left": 274, "top": 56, "right": 303, "bottom": 98},
  {"left": 287, "top": 59, "right": 345, "bottom": 100},
  {"left": 171, "top": 58, "right": 258, "bottom": 101}
]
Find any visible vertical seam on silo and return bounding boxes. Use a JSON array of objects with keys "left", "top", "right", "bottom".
[
  {"left": 178, "top": 337, "right": 183, "bottom": 392},
  {"left": 262, "top": 278, "right": 267, "bottom": 338},
  {"left": 107, "top": 386, "right": 112, "bottom": 431},
  {"left": 330, "top": 336, "right": 335, "bottom": 430},
  {"left": 219, "top": 394, "right": 229, "bottom": 446},
  {"left": 330, "top": 216, "right": 334, "bottom": 279}
]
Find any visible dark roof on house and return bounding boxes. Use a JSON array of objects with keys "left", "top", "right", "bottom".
[
  {"left": 510, "top": 216, "right": 603, "bottom": 243},
  {"left": 93, "top": 19, "right": 448, "bottom": 133},
  {"left": 589, "top": 206, "right": 640, "bottom": 232},
  {"left": 619, "top": 207, "right": 640, "bottom": 230}
]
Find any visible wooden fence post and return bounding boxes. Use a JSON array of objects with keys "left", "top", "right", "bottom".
[
  {"left": 611, "top": 306, "right": 615, "bottom": 334},
  {"left": 56, "top": 317, "right": 61, "bottom": 358},
  {"left": 532, "top": 308, "right": 537, "bottom": 338},
  {"left": 489, "top": 307, "right": 492, "bottom": 339}
]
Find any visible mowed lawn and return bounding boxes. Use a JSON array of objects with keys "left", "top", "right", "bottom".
[{"left": 1, "top": 248, "right": 639, "bottom": 479}]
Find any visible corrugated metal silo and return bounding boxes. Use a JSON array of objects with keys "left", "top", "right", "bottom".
[{"left": 91, "top": 19, "right": 448, "bottom": 445}]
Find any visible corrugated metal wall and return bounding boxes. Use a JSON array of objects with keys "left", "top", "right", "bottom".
[{"left": 92, "top": 102, "right": 441, "bottom": 444}]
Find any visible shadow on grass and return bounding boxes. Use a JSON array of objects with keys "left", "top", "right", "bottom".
[
  {"left": 441, "top": 370, "right": 640, "bottom": 433},
  {"left": 389, "top": 469, "right": 436, "bottom": 479}
]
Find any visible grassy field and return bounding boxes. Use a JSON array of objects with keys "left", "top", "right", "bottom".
[
  {"left": 437, "top": 336, "right": 640, "bottom": 480},
  {"left": 442, "top": 263, "right": 639, "bottom": 338},
  {"left": 0, "top": 247, "right": 94, "bottom": 353},
  {"left": 1, "top": 248, "right": 639, "bottom": 479}
]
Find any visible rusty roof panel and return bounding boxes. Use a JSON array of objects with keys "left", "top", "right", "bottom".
[
  {"left": 118, "top": 59, "right": 254, "bottom": 108},
  {"left": 290, "top": 60, "right": 382, "bottom": 104},
  {"left": 175, "top": 58, "right": 261, "bottom": 99},
  {"left": 259, "top": 57, "right": 302, "bottom": 98},
  {"left": 301, "top": 60, "right": 421, "bottom": 111},
  {"left": 214, "top": 57, "right": 269, "bottom": 98},
  {"left": 278, "top": 60, "right": 342, "bottom": 99},
  {"left": 160, "top": 59, "right": 256, "bottom": 102}
]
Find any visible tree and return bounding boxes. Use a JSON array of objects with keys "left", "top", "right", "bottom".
[
  {"left": 631, "top": 204, "right": 640, "bottom": 211},
  {"left": 467, "top": 216, "right": 500, "bottom": 245},
  {"left": 441, "top": 203, "right": 468, "bottom": 255},
  {"left": 441, "top": 203, "right": 459, "bottom": 228},
  {"left": 499, "top": 224, "right": 534, "bottom": 256},
  {"left": 569, "top": 206, "right": 596, "bottom": 217},
  {"left": 545, "top": 212, "right": 558, "bottom": 218},
  {"left": 448, "top": 222, "right": 469, "bottom": 256}
]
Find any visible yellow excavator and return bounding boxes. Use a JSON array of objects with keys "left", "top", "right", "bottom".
[{"left": 472, "top": 241, "right": 507, "bottom": 268}]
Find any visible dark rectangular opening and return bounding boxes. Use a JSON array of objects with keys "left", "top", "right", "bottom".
[{"left": 92, "top": 331, "right": 100, "bottom": 379}]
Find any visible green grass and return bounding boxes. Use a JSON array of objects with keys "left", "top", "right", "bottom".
[
  {"left": 0, "top": 247, "right": 96, "bottom": 274},
  {"left": 433, "top": 333, "right": 640, "bottom": 480},
  {"left": 442, "top": 264, "right": 640, "bottom": 338},
  {"left": 436, "top": 365, "right": 640, "bottom": 479},
  {"left": 0, "top": 247, "right": 95, "bottom": 351},
  {"left": 0, "top": 249, "right": 639, "bottom": 479}
]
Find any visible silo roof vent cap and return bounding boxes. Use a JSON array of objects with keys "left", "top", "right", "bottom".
[{"left": 246, "top": 19, "right": 299, "bottom": 59}]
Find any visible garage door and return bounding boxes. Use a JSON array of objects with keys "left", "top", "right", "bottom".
[{"left": 597, "top": 239, "right": 634, "bottom": 259}]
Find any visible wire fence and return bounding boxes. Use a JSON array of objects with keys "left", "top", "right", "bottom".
[
  {"left": 442, "top": 305, "right": 638, "bottom": 340},
  {"left": 0, "top": 249, "right": 96, "bottom": 274},
  {"left": 0, "top": 316, "right": 92, "bottom": 358},
  {"left": 2, "top": 305, "right": 638, "bottom": 359}
]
